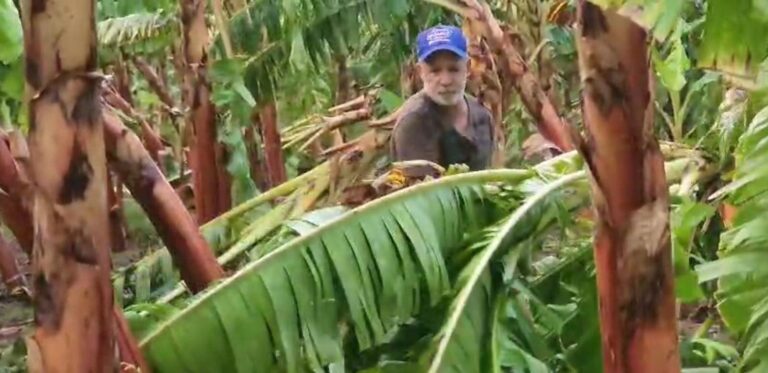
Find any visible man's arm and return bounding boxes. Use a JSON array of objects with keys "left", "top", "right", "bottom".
[{"left": 390, "top": 112, "right": 441, "bottom": 178}]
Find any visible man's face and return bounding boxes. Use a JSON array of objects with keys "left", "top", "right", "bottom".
[{"left": 418, "top": 51, "right": 468, "bottom": 106}]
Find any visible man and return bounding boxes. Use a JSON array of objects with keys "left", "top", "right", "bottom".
[{"left": 390, "top": 25, "right": 494, "bottom": 178}]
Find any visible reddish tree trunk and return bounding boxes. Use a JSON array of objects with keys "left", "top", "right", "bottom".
[
  {"left": 260, "top": 101, "right": 286, "bottom": 188},
  {"left": 103, "top": 112, "right": 223, "bottom": 293},
  {"left": 133, "top": 56, "right": 177, "bottom": 110},
  {"left": 103, "top": 87, "right": 165, "bottom": 167},
  {"left": 0, "top": 234, "right": 25, "bottom": 293},
  {"left": 0, "top": 133, "right": 33, "bottom": 254},
  {"left": 179, "top": 0, "right": 231, "bottom": 223},
  {"left": 243, "top": 125, "right": 268, "bottom": 191},
  {"left": 140, "top": 121, "right": 165, "bottom": 167},
  {"left": 574, "top": 3, "right": 680, "bottom": 372},
  {"left": 113, "top": 308, "right": 150, "bottom": 372},
  {"left": 331, "top": 55, "right": 350, "bottom": 146}
]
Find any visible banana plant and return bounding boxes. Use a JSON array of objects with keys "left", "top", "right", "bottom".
[{"left": 696, "top": 105, "right": 768, "bottom": 372}]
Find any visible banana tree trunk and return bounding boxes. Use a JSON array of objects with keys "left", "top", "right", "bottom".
[
  {"left": 103, "top": 111, "right": 224, "bottom": 293},
  {"left": 260, "top": 100, "right": 286, "bottom": 188},
  {"left": 21, "top": 0, "right": 115, "bottom": 370},
  {"left": 574, "top": 3, "right": 680, "bottom": 372},
  {"left": 180, "top": 0, "right": 232, "bottom": 223},
  {"left": 133, "top": 56, "right": 176, "bottom": 110},
  {"left": 331, "top": 55, "right": 350, "bottom": 146},
  {"left": 244, "top": 124, "right": 268, "bottom": 191}
]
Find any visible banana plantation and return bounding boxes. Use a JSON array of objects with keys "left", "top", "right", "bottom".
[{"left": 1, "top": 0, "right": 768, "bottom": 371}]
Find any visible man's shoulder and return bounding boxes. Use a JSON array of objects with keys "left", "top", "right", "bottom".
[
  {"left": 393, "top": 91, "right": 434, "bottom": 131},
  {"left": 465, "top": 95, "right": 492, "bottom": 121},
  {"left": 399, "top": 90, "right": 433, "bottom": 118}
]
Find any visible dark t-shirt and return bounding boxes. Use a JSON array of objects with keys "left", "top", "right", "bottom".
[{"left": 390, "top": 90, "right": 494, "bottom": 177}]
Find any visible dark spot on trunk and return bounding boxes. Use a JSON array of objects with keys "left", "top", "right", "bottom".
[
  {"left": 191, "top": 82, "right": 202, "bottom": 109},
  {"left": 68, "top": 242, "right": 97, "bottom": 265},
  {"left": 59, "top": 145, "right": 93, "bottom": 204},
  {"left": 618, "top": 249, "right": 666, "bottom": 338},
  {"left": 71, "top": 81, "right": 101, "bottom": 125},
  {"left": 30, "top": 0, "right": 46, "bottom": 14},
  {"left": 25, "top": 58, "right": 40, "bottom": 90},
  {"left": 33, "top": 274, "right": 61, "bottom": 330},
  {"left": 138, "top": 162, "right": 163, "bottom": 191},
  {"left": 580, "top": 1, "right": 608, "bottom": 38}
]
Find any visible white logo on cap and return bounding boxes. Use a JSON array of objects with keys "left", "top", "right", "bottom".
[{"left": 426, "top": 28, "right": 452, "bottom": 45}]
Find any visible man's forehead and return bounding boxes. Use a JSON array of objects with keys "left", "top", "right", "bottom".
[{"left": 422, "top": 51, "right": 465, "bottom": 65}]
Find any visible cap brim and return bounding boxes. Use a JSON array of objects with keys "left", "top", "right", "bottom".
[{"left": 418, "top": 45, "right": 468, "bottom": 62}]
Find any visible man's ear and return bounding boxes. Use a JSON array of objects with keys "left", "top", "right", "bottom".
[{"left": 416, "top": 62, "right": 428, "bottom": 78}]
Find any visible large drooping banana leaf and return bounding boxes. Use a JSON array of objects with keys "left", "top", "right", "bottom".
[
  {"left": 697, "top": 105, "right": 768, "bottom": 372},
  {"left": 139, "top": 169, "right": 533, "bottom": 372}
]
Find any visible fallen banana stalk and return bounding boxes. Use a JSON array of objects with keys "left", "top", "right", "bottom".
[
  {"left": 282, "top": 106, "right": 374, "bottom": 151},
  {"left": 111, "top": 163, "right": 328, "bottom": 305},
  {"left": 327, "top": 91, "right": 374, "bottom": 114},
  {"left": 321, "top": 139, "right": 360, "bottom": 157},
  {"left": 158, "top": 171, "right": 332, "bottom": 303},
  {"left": 281, "top": 90, "right": 379, "bottom": 150},
  {"left": 296, "top": 107, "right": 374, "bottom": 152}
]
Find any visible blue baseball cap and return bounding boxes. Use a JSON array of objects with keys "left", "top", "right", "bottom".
[{"left": 416, "top": 25, "right": 468, "bottom": 62}]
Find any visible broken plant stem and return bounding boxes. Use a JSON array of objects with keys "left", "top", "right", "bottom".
[
  {"left": 200, "top": 163, "right": 329, "bottom": 230},
  {"left": 292, "top": 108, "right": 374, "bottom": 152},
  {"left": 103, "top": 111, "right": 224, "bottom": 293},
  {"left": 160, "top": 171, "right": 331, "bottom": 303},
  {"left": 328, "top": 94, "right": 368, "bottom": 114},
  {"left": 321, "top": 140, "right": 360, "bottom": 157},
  {"left": 133, "top": 56, "right": 177, "bottom": 110}
]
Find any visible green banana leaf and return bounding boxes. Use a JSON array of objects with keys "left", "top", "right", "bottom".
[
  {"left": 421, "top": 172, "right": 587, "bottom": 373},
  {"left": 139, "top": 169, "right": 533, "bottom": 372}
]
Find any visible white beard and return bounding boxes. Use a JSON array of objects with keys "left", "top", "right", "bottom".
[
  {"left": 429, "top": 92, "right": 463, "bottom": 106},
  {"left": 425, "top": 82, "right": 466, "bottom": 106}
]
